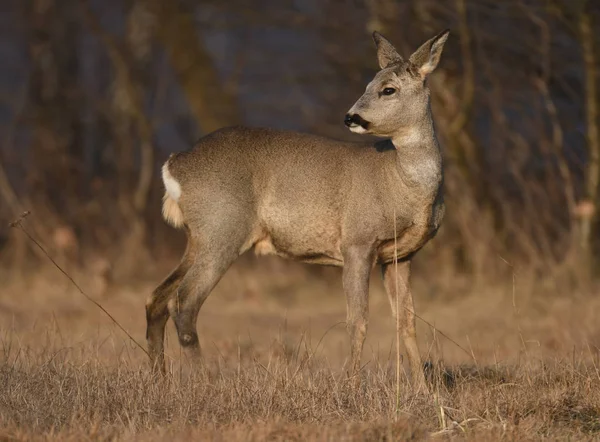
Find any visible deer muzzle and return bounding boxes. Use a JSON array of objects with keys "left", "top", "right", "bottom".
[{"left": 344, "top": 113, "right": 370, "bottom": 129}]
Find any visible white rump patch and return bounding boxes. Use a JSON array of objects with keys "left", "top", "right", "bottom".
[
  {"left": 161, "top": 161, "right": 184, "bottom": 228},
  {"left": 162, "top": 162, "right": 181, "bottom": 201}
]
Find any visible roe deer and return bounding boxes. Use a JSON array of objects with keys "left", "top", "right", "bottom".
[{"left": 147, "top": 29, "right": 450, "bottom": 391}]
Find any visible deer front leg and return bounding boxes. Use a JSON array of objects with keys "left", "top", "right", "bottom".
[
  {"left": 382, "top": 259, "right": 428, "bottom": 392},
  {"left": 342, "top": 246, "right": 373, "bottom": 380}
]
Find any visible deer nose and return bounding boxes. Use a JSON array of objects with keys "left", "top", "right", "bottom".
[
  {"left": 344, "top": 114, "right": 354, "bottom": 127},
  {"left": 345, "top": 113, "right": 370, "bottom": 128}
]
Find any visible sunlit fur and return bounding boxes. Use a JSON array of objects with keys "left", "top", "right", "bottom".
[
  {"left": 147, "top": 30, "right": 450, "bottom": 392},
  {"left": 161, "top": 161, "right": 184, "bottom": 228}
]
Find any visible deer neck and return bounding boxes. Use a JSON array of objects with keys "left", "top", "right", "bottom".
[{"left": 391, "top": 111, "right": 442, "bottom": 190}]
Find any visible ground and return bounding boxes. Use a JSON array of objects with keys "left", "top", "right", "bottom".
[{"left": 1, "top": 253, "right": 600, "bottom": 441}]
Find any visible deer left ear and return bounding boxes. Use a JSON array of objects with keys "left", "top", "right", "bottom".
[
  {"left": 373, "top": 31, "right": 404, "bottom": 70},
  {"left": 409, "top": 29, "right": 450, "bottom": 79}
]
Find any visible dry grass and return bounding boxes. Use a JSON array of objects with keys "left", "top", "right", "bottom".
[{"left": 1, "top": 257, "right": 600, "bottom": 441}]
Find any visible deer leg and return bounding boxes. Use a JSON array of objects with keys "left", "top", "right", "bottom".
[
  {"left": 146, "top": 248, "right": 193, "bottom": 374},
  {"left": 167, "top": 237, "right": 241, "bottom": 366},
  {"left": 343, "top": 247, "right": 373, "bottom": 379},
  {"left": 382, "top": 260, "right": 428, "bottom": 392}
]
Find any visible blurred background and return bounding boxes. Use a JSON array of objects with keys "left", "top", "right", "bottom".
[
  {"left": 3, "top": 4, "right": 600, "bottom": 438},
  {"left": 0, "top": 0, "right": 599, "bottom": 296}
]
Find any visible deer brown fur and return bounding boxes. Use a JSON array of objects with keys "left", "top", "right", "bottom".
[{"left": 147, "top": 30, "right": 450, "bottom": 391}]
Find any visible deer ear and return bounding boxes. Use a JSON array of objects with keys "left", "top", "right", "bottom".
[
  {"left": 373, "top": 31, "right": 403, "bottom": 69},
  {"left": 409, "top": 29, "right": 450, "bottom": 78}
]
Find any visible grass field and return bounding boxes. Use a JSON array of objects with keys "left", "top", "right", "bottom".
[{"left": 1, "top": 255, "right": 600, "bottom": 441}]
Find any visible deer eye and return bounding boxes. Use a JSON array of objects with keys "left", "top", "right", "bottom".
[{"left": 382, "top": 87, "right": 396, "bottom": 96}]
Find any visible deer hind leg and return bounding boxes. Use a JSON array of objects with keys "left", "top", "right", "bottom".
[
  {"left": 381, "top": 260, "right": 428, "bottom": 392},
  {"left": 146, "top": 244, "right": 194, "bottom": 374},
  {"left": 167, "top": 224, "right": 248, "bottom": 367},
  {"left": 342, "top": 246, "right": 373, "bottom": 382}
]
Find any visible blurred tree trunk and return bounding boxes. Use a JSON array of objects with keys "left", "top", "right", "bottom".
[
  {"left": 1, "top": 83, "right": 62, "bottom": 271},
  {"left": 578, "top": 7, "right": 599, "bottom": 270},
  {"left": 27, "top": 0, "right": 82, "bottom": 226},
  {"left": 82, "top": 0, "right": 156, "bottom": 278},
  {"left": 0, "top": 158, "right": 44, "bottom": 271},
  {"left": 117, "top": 0, "right": 157, "bottom": 277},
  {"left": 150, "top": 0, "right": 239, "bottom": 133},
  {"left": 109, "top": 0, "right": 156, "bottom": 217}
]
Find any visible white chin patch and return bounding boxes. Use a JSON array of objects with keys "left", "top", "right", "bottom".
[{"left": 349, "top": 125, "right": 367, "bottom": 134}]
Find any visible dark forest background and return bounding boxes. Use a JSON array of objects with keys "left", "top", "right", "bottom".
[{"left": 1, "top": 0, "right": 599, "bottom": 291}]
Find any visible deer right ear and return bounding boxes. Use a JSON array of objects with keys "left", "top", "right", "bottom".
[
  {"left": 373, "top": 32, "right": 404, "bottom": 70},
  {"left": 409, "top": 29, "right": 450, "bottom": 79}
]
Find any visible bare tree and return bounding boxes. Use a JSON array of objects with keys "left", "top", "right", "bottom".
[
  {"left": 26, "top": 0, "right": 82, "bottom": 224},
  {"left": 149, "top": 0, "right": 239, "bottom": 133},
  {"left": 578, "top": 4, "right": 599, "bottom": 266}
]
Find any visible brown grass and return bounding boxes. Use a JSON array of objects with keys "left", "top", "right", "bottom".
[{"left": 1, "top": 257, "right": 600, "bottom": 441}]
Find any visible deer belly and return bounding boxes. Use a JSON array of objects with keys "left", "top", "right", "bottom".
[
  {"left": 252, "top": 226, "right": 343, "bottom": 266},
  {"left": 253, "top": 201, "right": 344, "bottom": 265}
]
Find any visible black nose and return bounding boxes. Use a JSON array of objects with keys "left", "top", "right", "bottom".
[
  {"left": 344, "top": 113, "right": 370, "bottom": 129},
  {"left": 344, "top": 114, "right": 354, "bottom": 127}
]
